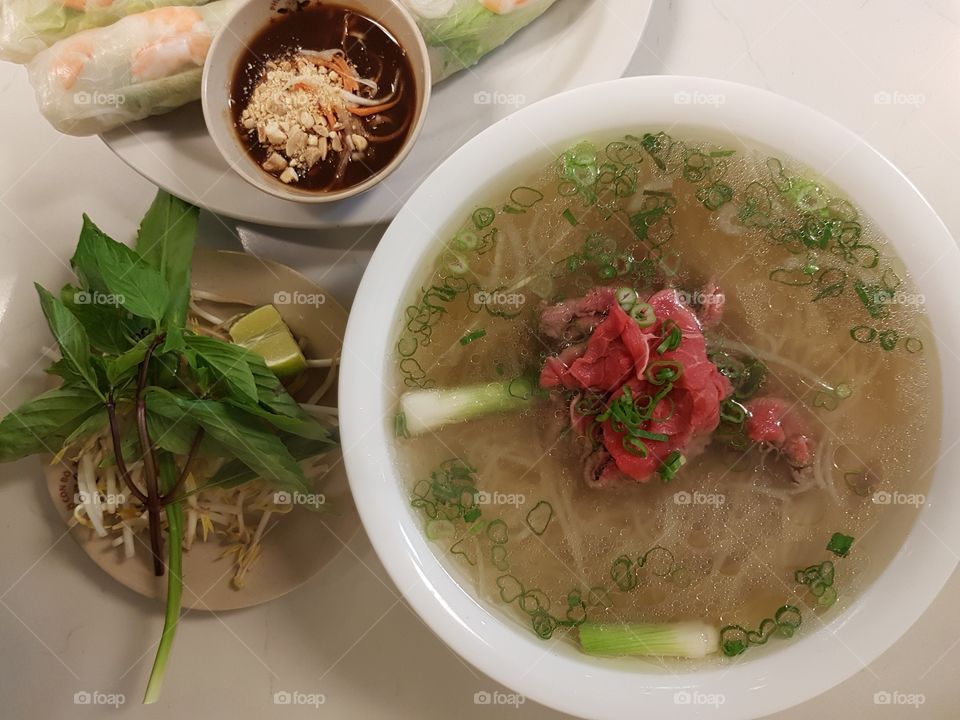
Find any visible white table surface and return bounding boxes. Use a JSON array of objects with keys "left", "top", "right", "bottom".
[{"left": 1, "top": 1, "right": 959, "bottom": 718}]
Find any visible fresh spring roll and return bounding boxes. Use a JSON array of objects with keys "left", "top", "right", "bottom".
[
  {"left": 27, "top": 0, "right": 241, "bottom": 136},
  {"left": 0, "top": 0, "right": 213, "bottom": 64},
  {"left": 401, "top": 0, "right": 558, "bottom": 81}
]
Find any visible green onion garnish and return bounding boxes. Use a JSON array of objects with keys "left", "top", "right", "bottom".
[
  {"left": 656, "top": 320, "right": 682, "bottom": 354},
  {"left": 826, "top": 532, "right": 854, "bottom": 557},
  {"left": 658, "top": 450, "right": 685, "bottom": 483},
  {"left": 629, "top": 302, "right": 656, "bottom": 327},
  {"left": 579, "top": 621, "right": 719, "bottom": 658},
  {"left": 562, "top": 208, "right": 578, "bottom": 226},
  {"left": 631, "top": 428, "right": 669, "bottom": 442},
  {"left": 719, "top": 399, "right": 747, "bottom": 425},
  {"left": 622, "top": 436, "right": 649, "bottom": 457},
  {"left": 459, "top": 329, "right": 486, "bottom": 346},
  {"left": 615, "top": 287, "right": 638, "bottom": 311},
  {"left": 646, "top": 360, "right": 684, "bottom": 386}
]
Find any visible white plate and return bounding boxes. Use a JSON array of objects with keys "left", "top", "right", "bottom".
[{"left": 100, "top": 0, "right": 651, "bottom": 229}]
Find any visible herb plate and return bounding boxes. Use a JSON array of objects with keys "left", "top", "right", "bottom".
[{"left": 42, "top": 250, "right": 360, "bottom": 611}]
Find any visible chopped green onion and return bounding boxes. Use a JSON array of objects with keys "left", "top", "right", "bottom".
[
  {"left": 525, "top": 501, "right": 553, "bottom": 536},
  {"left": 394, "top": 412, "right": 409, "bottom": 438},
  {"left": 579, "top": 621, "right": 718, "bottom": 658},
  {"left": 562, "top": 208, "right": 578, "bottom": 226},
  {"left": 426, "top": 519, "right": 456, "bottom": 540},
  {"left": 834, "top": 382, "right": 853, "bottom": 399},
  {"left": 472, "top": 207, "right": 495, "bottom": 229},
  {"left": 658, "top": 450, "right": 685, "bottom": 483},
  {"left": 646, "top": 360, "right": 684, "bottom": 385},
  {"left": 826, "top": 532, "right": 854, "bottom": 557},
  {"left": 719, "top": 399, "right": 747, "bottom": 425},
  {"left": 629, "top": 302, "right": 656, "bottom": 327},
  {"left": 453, "top": 230, "right": 479, "bottom": 251},
  {"left": 622, "top": 436, "right": 649, "bottom": 457},
  {"left": 631, "top": 428, "right": 669, "bottom": 442},
  {"left": 400, "top": 379, "right": 536, "bottom": 436},
  {"left": 459, "top": 329, "right": 486, "bottom": 346},
  {"left": 615, "top": 287, "right": 638, "bottom": 311},
  {"left": 656, "top": 320, "right": 682, "bottom": 354}
]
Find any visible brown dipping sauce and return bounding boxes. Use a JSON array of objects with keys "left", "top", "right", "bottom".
[{"left": 230, "top": 3, "right": 416, "bottom": 192}]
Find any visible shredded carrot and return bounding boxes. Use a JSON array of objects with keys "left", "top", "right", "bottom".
[
  {"left": 323, "top": 107, "right": 338, "bottom": 129},
  {"left": 333, "top": 56, "right": 359, "bottom": 92},
  {"left": 348, "top": 96, "right": 401, "bottom": 117}
]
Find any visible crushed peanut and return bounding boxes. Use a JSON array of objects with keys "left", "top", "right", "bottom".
[{"left": 239, "top": 53, "right": 364, "bottom": 184}]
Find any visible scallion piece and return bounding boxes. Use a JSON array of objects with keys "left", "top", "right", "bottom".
[
  {"left": 629, "top": 302, "right": 656, "bottom": 327},
  {"left": 622, "top": 436, "right": 649, "bottom": 457},
  {"left": 579, "top": 621, "right": 719, "bottom": 658},
  {"left": 646, "top": 360, "right": 684, "bottom": 386},
  {"left": 459, "top": 329, "right": 486, "bottom": 346},
  {"left": 400, "top": 378, "right": 536, "bottom": 436},
  {"left": 656, "top": 321, "right": 682, "bottom": 354},
  {"left": 658, "top": 450, "right": 685, "bottom": 483},
  {"left": 615, "top": 287, "right": 638, "bottom": 311},
  {"left": 562, "top": 208, "right": 578, "bottom": 226}
]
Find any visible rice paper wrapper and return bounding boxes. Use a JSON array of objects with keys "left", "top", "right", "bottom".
[
  {"left": 401, "top": 0, "right": 559, "bottom": 81},
  {"left": 26, "top": 0, "right": 241, "bottom": 136},
  {"left": 0, "top": 0, "right": 213, "bottom": 63}
]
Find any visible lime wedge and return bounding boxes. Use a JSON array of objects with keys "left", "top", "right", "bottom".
[{"left": 229, "top": 305, "right": 307, "bottom": 378}]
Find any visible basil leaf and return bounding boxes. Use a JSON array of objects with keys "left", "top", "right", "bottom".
[
  {"left": 162, "top": 325, "right": 186, "bottom": 354},
  {"left": 35, "top": 284, "right": 101, "bottom": 396},
  {"left": 105, "top": 335, "right": 154, "bottom": 387},
  {"left": 0, "top": 385, "right": 103, "bottom": 462},
  {"left": 62, "top": 408, "right": 109, "bottom": 448},
  {"left": 183, "top": 335, "right": 258, "bottom": 404},
  {"left": 71, "top": 215, "right": 170, "bottom": 323},
  {"left": 227, "top": 399, "right": 333, "bottom": 441},
  {"left": 60, "top": 285, "right": 144, "bottom": 355},
  {"left": 146, "top": 388, "right": 309, "bottom": 492},
  {"left": 204, "top": 434, "right": 337, "bottom": 492},
  {"left": 136, "top": 191, "right": 198, "bottom": 327},
  {"left": 247, "top": 355, "right": 305, "bottom": 418}
]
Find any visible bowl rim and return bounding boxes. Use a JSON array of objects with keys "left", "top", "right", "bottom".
[
  {"left": 340, "top": 75, "right": 960, "bottom": 720},
  {"left": 200, "top": 0, "right": 432, "bottom": 205}
]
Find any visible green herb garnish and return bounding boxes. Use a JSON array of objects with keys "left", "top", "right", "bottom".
[
  {"left": 826, "top": 532, "right": 854, "bottom": 557},
  {"left": 658, "top": 450, "right": 685, "bottom": 483}
]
